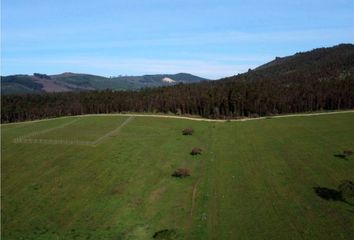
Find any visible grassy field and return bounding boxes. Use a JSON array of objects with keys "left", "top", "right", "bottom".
[{"left": 1, "top": 113, "right": 354, "bottom": 239}]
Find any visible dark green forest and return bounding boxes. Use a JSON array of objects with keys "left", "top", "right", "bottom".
[{"left": 2, "top": 44, "right": 354, "bottom": 123}]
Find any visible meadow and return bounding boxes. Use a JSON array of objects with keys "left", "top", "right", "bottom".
[{"left": 1, "top": 113, "right": 354, "bottom": 239}]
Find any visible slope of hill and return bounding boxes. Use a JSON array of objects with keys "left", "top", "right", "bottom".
[
  {"left": 231, "top": 43, "right": 354, "bottom": 83},
  {"left": 1, "top": 73, "right": 209, "bottom": 95},
  {"left": 2, "top": 113, "right": 354, "bottom": 239},
  {"left": 255, "top": 43, "right": 354, "bottom": 72}
]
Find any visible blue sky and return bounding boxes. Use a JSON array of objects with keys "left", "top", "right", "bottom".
[{"left": 1, "top": 0, "right": 354, "bottom": 79}]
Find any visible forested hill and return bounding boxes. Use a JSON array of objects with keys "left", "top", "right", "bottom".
[
  {"left": 1, "top": 72, "right": 209, "bottom": 95},
  {"left": 2, "top": 44, "right": 354, "bottom": 123},
  {"left": 223, "top": 43, "right": 354, "bottom": 83}
]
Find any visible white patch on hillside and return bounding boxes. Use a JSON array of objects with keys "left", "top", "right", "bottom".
[{"left": 162, "top": 77, "right": 176, "bottom": 83}]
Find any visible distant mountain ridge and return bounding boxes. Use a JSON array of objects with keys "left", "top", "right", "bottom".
[{"left": 1, "top": 72, "right": 209, "bottom": 95}]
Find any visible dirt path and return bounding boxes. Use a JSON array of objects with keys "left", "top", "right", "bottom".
[{"left": 2, "top": 110, "right": 353, "bottom": 126}]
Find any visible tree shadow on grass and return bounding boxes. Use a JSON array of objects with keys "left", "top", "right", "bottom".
[
  {"left": 333, "top": 154, "right": 348, "bottom": 160},
  {"left": 153, "top": 229, "right": 178, "bottom": 239},
  {"left": 313, "top": 186, "right": 354, "bottom": 206},
  {"left": 334, "top": 150, "right": 353, "bottom": 160},
  {"left": 313, "top": 187, "right": 343, "bottom": 200}
]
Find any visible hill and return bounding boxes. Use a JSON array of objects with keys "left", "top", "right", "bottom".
[
  {"left": 1, "top": 113, "right": 354, "bottom": 239},
  {"left": 1, "top": 72, "right": 209, "bottom": 95},
  {"left": 1, "top": 44, "right": 354, "bottom": 123},
  {"left": 227, "top": 43, "right": 354, "bottom": 82}
]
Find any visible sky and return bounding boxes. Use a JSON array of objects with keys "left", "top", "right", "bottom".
[{"left": 1, "top": 0, "right": 354, "bottom": 79}]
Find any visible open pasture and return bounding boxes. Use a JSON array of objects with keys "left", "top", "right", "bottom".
[
  {"left": 1, "top": 113, "right": 354, "bottom": 239},
  {"left": 12, "top": 116, "right": 133, "bottom": 146}
]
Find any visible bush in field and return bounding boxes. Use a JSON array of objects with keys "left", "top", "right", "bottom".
[
  {"left": 190, "top": 147, "right": 202, "bottom": 155},
  {"left": 153, "top": 229, "right": 178, "bottom": 239},
  {"left": 314, "top": 180, "right": 354, "bottom": 202},
  {"left": 182, "top": 128, "right": 194, "bottom": 135},
  {"left": 338, "top": 180, "right": 354, "bottom": 199},
  {"left": 343, "top": 150, "right": 353, "bottom": 156},
  {"left": 334, "top": 150, "right": 353, "bottom": 159},
  {"left": 172, "top": 168, "right": 191, "bottom": 178}
]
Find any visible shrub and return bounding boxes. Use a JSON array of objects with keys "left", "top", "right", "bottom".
[
  {"left": 190, "top": 147, "right": 202, "bottom": 155},
  {"left": 343, "top": 150, "right": 353, "bottom": 156},
  {"left": 182, "top": 128, "right": 194, "bottom": 135},
  {"left": 153, "top": 229, "right": 178, "bottom": 239},
  {"left": 172, "top": 168, "right": 191, "bottom": 178},
  {"left": 338, "top": 180, "right": 354, "bottom": 199}
]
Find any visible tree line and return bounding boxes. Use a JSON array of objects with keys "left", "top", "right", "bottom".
[
  {"left": 2, "top": 44, "right": 354, "bottom": 123},
  {"left": 2, "top": 74, "right": 353, "bottom": 123}
]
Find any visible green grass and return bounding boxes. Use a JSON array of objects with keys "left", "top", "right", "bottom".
[
  {"left": 1, "top": 113, "right": 354, "bottom": 239},
  {"left": 24, "top": 116, "right": 130, "bottom": 142}
]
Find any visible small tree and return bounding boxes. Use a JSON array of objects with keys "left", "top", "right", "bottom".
[
  {"left": 172, "top": 168, "right": 191, "bottom": 178},
  {"left": 153, "top": 229, "right": 178, "bottom": 239},
  {"left": 182, "top": 128, "right": 194, "bottom": 135},
  {"left": 191, "top": 147, "right": 202, "bottom": 155},
  {"left": 343, "top": 150, "right": 353, "bottom": 156},
  {"left": 338, "top": 180, "right": 354, "bottom": 199}
]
